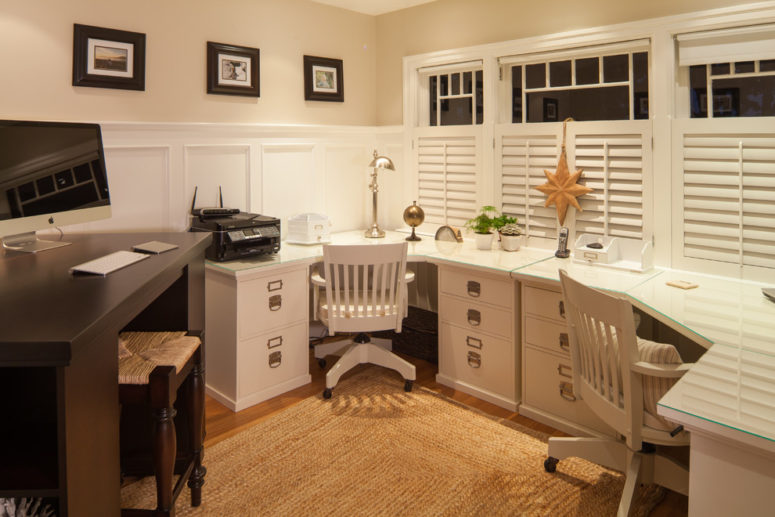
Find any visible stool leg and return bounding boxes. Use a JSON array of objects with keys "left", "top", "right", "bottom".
[
  {"left": 187, "top": 359, "right": 206, "bottom": 506},
  {"left": 153, "top": 405, "right": 177, "bottom": 515}
]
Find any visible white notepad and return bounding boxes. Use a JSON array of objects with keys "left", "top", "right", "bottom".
[
  {"left": 69, "top": 250, "right": 150, "bottom": 276},
  {"left": 132, "top": 241, "right": 179, "bottom": 254}
]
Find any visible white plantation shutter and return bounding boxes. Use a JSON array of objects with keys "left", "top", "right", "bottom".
[
  {"left": 499, "top": 130, "right": 560, "bottom": 239},
  {"left": 680, "top": 132, "right": 775, "bottom": 269},
  {"left": 415, "top": 127, "right": 481, "bottom": 227},
  {"left": 570, "top": 121, "right": 651, "bottom": 240},
  {"left": 497, "top": 121, "right": 651, "bottom": 241}
]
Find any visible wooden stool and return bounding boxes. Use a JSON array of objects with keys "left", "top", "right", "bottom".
[{"left": 118, "top": 331, "right": 206, "bottom": 516}]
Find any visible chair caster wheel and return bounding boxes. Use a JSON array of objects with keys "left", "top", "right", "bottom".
[
  {"left": 323, "top": 388, "right": 332, "bottom": 399},
  {"left": 404, "top": 380, "right": 413, "bottom": 392},
  {"left": 544, "top": 457, "right": 559, "bottom": 473},
  {"left": 318, "top": 358, "right": 326, "bottom": 369}
]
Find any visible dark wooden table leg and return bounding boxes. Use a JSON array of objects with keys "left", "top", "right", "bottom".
[{"left": 187, "top": 351, "right": 206, "bottom": 507}]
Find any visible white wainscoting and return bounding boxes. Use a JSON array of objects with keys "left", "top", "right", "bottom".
[{"left": 61, "top": 122, "right": 404, "bottom": 237}]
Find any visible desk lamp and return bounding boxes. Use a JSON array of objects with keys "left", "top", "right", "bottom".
[{"left": 364, "top": 150, "right": 394, "bottom": 238}]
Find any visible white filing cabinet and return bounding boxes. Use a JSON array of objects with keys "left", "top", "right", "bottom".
[
  {"left": 205, "top": 262, "right": 311, "bottom": 411},
  {"left": 436, "top": 264, "right": 519, "bottom": 410},
  {"left": 519, "top": 281, "right": 612, "bottom": 436}
]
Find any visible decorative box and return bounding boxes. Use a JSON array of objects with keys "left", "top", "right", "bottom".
[
  {"left": 286, "top": 213, "right": 332, "bottom": 244},
  {"left": 572, "top": 234, "right": 653, "bottom": 272}
]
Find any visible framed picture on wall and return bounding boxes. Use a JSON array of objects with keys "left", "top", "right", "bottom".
[
  {"left": 207, "top": 42, "right": 260, "bottom": 97},
  {"left": 72, "top": 24, "right": 146, "bottom": 91},
  {"left": 303, "top": 55, "right": 344, "bottom": 102},
  {"left": 542, "top": 97, "right": 558, "bottom": 122}
]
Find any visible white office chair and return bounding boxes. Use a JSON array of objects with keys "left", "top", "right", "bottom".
[
  {"left": 311, "top": 242, "right": 416, "bottom": 399},
  {"left": 545, "top": 270, "right": 691, "bottom": 517}
]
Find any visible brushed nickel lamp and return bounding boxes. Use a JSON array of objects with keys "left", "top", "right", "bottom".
[{"left": 364, "top": 149, "right": 394, "bottom": 238}]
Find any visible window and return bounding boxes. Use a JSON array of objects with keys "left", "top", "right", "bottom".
[
  {"left": 425, "top": 62, "right": 483, "bottom": 126},
  {"left": 688, "top": 61, "right": 775, "bottom": 118},
  {"left": 504, "top": 44, "right": 649, "bottom": 123}
]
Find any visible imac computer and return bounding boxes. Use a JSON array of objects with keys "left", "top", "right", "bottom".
[{"left": 0, "top": 120, "right": 111, "bottom": 253}]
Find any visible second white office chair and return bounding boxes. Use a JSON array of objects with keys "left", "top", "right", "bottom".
[
  {"left": 545, "top": 270, "right": 691, "bottom": 517},
  {"left": 311, "top": 242, "right": 416, "bottom": 399}
]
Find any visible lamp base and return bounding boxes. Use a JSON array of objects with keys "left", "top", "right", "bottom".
[
  {"left": 405, "top": 227, "right": 421, "bottom": 241},
  {"left": 364, "top": 225, "right": 385, "bottom": 238}
]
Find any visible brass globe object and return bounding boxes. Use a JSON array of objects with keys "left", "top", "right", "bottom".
[{"left": 403, "top": 200, "right": 425, "bottom": 241}]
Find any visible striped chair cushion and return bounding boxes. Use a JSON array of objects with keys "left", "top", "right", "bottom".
[{"left": 637, "top": 337, "right": 683, "bottom": 429}]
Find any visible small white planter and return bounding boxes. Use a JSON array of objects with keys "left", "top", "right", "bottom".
[
  {"left": 474, "top": 232, "right": 494, "bottom": 250},
  {"left": 500, "top": 234, "right": 523, "bottom": 252}
]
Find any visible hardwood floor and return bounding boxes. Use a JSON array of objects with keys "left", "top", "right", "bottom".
[{"left": 204, "top": 348, "right": 687, "bottom": 516}]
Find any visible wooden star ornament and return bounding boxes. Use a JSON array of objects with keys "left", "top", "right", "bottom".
[{"left": 535, "top": 119, "right": 593, "bottom": 225}]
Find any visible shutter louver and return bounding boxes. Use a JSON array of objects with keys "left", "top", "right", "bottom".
[
  {"left": 416, "top": 133, "right": 479, "bottom": 227},
  {"left": 682, "top": 133, "right": 775, "bottom": 269},
  {"left": 500, "top": 133, "right": 560, "bottom": 239},
  {"left": 573, "top": 133, "right": 646, "bottom": 240}
]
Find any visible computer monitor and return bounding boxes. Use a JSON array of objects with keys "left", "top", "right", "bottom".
[{"left": 0, "top": 120, "right": 111, "bottom": 253}]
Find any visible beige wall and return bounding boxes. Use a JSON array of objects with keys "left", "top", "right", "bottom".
[
  {"left": 0, "top": 0, "right": 376, "bottom": 125},
  {"left": 375, "top": 0, "right": 757, "bottom": 125}
]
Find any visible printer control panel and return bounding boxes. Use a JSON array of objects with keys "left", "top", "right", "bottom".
[{"left": 227, "top": 225, "right": 280, "bottom": 242}]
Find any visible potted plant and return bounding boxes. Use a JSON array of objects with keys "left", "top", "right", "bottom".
[
  {"left": 498, "top": 222, "right": 523, "bottom": 251},
  {"left": 465, "top": 205, "right": 503, "bottom": 250}
]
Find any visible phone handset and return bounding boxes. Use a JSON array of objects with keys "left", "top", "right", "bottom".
[{"left": 555, "top": 226, "right": 570, "bottom": 258}]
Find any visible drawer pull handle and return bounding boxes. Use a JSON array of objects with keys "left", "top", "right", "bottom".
[
  {"left": 559, "top": 333, "right": 570, "bottom": 352},
  {"left": 467, "top": 351, "right": 481, "bottom": 368},
  {"left": 267, "top": 336, "right": 283, "bottom": 349},
  {"left": 558, "top": 300, "right": 566, "bottom": 319},
  {"left": 467, "top": 281, "right": 481, "bottom": 298},
  {"left": 268, "top": 351, "right": 282, "bottom": 368},
  {"left": 557, "top": 363, "right": 572, "bottom": 379},
  {"left": 467, "top": 309, "right": 481, "bottom": 326},
  {"left": 466, "top": 336, "right": 482, "bottom": 349},
  {"left": 267, "top": 279, "right": 283, "bottom": 292},
  {"left": 559, "top": 381, "right": 576, "bottom": 402},
  {"left": 269, "top": 294, "right": 282, "bottom": 311}
]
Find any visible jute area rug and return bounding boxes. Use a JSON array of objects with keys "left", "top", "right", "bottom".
[{"left": 122, "top": 367, "right": 663, "bottom": 516}]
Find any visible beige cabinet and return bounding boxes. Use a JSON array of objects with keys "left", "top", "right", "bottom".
[
  {"left": 520, "top": 282, "right": 612, "bottom": 436},
  {"left": 436, "top": 264, "right": 519, "bottom": 410},
  {"left": 205, "top": 262, "right": 311, "bottom": 411}
]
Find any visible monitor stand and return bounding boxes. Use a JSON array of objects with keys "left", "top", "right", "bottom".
[{"left": 2, "top": 231, "right": 71, "bottom": 253}]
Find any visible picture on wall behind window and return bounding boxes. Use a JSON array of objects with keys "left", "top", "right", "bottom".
[
  {"left": 72, "top": 23, "right": 146, "bottom": 91},
  {"left": 304, "top": 55, "right": 344, "bottom": 102},
  {"left": 207, "top": 42, "right": 260, "bottom": 97},
  {"left": 543, "top": 98, "right": 558, "bottom": 122}
]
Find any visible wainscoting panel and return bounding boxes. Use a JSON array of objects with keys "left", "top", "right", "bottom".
[
  {"left": 261, "top": 144, "right": 317, "bottom": 237},
  {"left": 184, "top": 144, "right": 251, "bottom": 224},
  {"left": 324, "top": 146, "right": 370, "bottom": 234}
]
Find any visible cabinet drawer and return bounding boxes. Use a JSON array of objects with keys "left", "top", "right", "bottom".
[
  {"left": 525, "top": 316, "right": 570, "bottom": 356},
  {"left": 238, "top": 268, "right": 307, "bottom": 339},
  {"left": 524, "top": 285, "right": 565, "bottom": 323},
  {"left": 440, "top": 267, "right": 513, "bottom": 309},
  {"left": 438, "top": 323, "right": 515, "bottom": 399},
  {"left": 238, "top": 322, "right": 308, "bottom": 397},
  {"left": 439, "top": 294, "right": 512, "bottom": 339},
  {"left": 523, "top": 347, "right": 611, "bottom": 434}
]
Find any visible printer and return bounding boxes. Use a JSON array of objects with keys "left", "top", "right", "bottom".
[{"left": 190, "top": 212, "right": 281, "bottom": 262}]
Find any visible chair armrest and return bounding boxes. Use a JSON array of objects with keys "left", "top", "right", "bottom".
[
  {"left": 310, "top": 266, "right": 326, "bottom": 287},
  {"left": 405, "top": 270, "right": 415, "bottom": 284},
  {"left": 632, "top": 361, "right": 692, "bottom": 378}
]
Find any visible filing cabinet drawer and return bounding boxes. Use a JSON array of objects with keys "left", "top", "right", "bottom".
[
  {"left": 523, "top": 346, "right": 611, "bottom": 434},
  {"left": 439, "top": 323, "right": 515, "bottom": 399},
  {"left": 439, "top": 266, "right": 513, "bottom": 309},
  {"left": 524, "top": 285, "right": 565, "bottom": 323},
  {"left": 238, "top": 268, "right": 307, "bottom": 338},
  {"left": 525, "top": 316, "right": 570, "bottom": 356},
  {"left": 439, "top": 294, "right": 512, "bottom": 339},
  {"left": 238, "top": 321, "right": 308, "bottom": 397}
]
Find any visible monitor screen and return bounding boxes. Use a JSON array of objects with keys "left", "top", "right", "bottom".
[{"left": 0, "top": 120, "right": 111, "bottom": 252}]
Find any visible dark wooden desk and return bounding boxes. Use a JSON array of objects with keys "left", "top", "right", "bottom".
[{"left": 0, "top": 232, "right": 211, "bottom": 517}]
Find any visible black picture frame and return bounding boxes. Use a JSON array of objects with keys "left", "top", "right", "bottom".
[
  {"left": 207, "top": 42, "right": 260, "bottom": 97},
  {"left": 72, "top": 24, "right": 146, "bottom": 91},
  {"left": 542, "top": 97, "right": 558, "bottom": 122},
  {"left": 304, "top": 55, "right": 344, "bottom": 102}
]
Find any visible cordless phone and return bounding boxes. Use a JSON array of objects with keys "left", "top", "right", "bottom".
[{"left": 555, "top": 227, "right": 570, "bottom": 258}]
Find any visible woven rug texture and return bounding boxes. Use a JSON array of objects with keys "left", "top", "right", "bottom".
[{"left": 121, "top": 367, "right": 663, "bottom": 516}]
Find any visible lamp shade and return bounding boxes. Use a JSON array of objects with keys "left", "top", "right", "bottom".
[{"left": 369, "top": 150, "right": 394, "bottom": 171}]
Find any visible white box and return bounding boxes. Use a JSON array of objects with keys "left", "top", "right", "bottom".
[{"left": 286, "top": 213, "right": 331, "bottom": 244}]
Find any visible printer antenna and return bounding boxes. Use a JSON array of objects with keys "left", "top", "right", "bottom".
[
  {"left": 190, "top": 186, "right": 198, "bottom": 214},
  {"left": 219, "top": 186, "right": 224, "bottom": 208}
]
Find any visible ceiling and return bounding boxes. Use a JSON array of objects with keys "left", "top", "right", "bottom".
[{"left": 309, "top": 0, "right": 437, "bottom": 16}]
